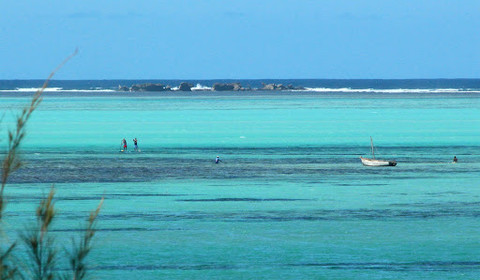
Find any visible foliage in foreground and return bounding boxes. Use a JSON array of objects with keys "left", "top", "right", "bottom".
[{"left": 0, "top": 51, "right": 104, "bottom": 280}]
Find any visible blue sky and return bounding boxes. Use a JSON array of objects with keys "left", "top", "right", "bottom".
[{"left": 1, "top": 0, "right": 480, "bottom": 79}]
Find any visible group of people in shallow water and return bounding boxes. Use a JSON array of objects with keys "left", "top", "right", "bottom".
[
  {"left": 121, "top": 138, "right": 139, "bottom": 152},
  {"left": 119, "top": 137, "right": 224, "bottom": 163}
]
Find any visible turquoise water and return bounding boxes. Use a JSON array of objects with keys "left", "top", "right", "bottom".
[{"left": 1, "top": 91, "right": 480, "bottom": 279}]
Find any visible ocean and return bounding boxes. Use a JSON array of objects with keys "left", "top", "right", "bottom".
[{"left": 1, "top": 79, "right": 479, "bottom": 279}]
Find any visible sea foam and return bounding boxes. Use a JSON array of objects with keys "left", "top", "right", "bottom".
[
  {"left": 0, "top": 87, "right": 115, "bottom": 93},
  {"left": 299, "top": 87, "right": 480, "bottom": 94},
  {"left": 191, "top": 84, "right": 212, "bottom": 91}
]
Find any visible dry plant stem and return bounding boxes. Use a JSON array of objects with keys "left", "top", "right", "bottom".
[
  {"left": 0, "top": 49, "right": 78, "bottom": 218},
  {"left": 0, "top": 50, "right": 77, "bottom": 280},
  {"left": 37, "top": 188, "right": 56, "bottom": 242},
  {"left": 23, "top": 187, "right": 57, "bottom": 280},
  {"left": 69, "top": 198, "right": 104, "bottom": 280},
  {"left": 0, "top": 243, "right": 17, "bottom": 279}
]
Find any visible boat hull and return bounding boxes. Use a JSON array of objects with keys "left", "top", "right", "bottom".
[{"left": 360, "top": 157, "right": 397, "bottom": 166}]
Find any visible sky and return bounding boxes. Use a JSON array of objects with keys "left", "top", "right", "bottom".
[{"left": 1, "top": 0, "right": 480, "bottom": 79}]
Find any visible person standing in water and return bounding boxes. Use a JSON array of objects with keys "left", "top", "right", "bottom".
[
  {"left": 133, "top": 138, "right": 138, "bottom": 151},
  {"left": 122, "top": 138, "right": 127, "bottom": 151},
  {"left": 453, "top": 156, "right": 458, "bottom": 163},
  {"left": 215, "top": 156, "right": 221, "bottom": 164}
]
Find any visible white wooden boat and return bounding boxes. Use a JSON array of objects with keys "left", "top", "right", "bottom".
[{"left": 360, "top": 137, "right": 397, "bottom": 166}]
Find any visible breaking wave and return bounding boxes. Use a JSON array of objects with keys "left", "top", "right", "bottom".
[
  {"left": 191, "top": 84, "right": 212, "bottom": 91},
  {"left": 299, "top": 87, "right": 480, "bottom": 94},
  {"left": 0, "top": 87, "right": 115, "bottom": 93}
]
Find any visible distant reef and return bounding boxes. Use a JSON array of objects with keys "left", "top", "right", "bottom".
[
  {"left": 178, "top": 82, "right": 194, "bottom": 91},
  {"left": 118, "top": 82, "right": 304, "bottom": 92},
  {"left": 260, "top": 83, "right": 301, "bottom": 91},
  {"left": 212, "top": 82, "right": 242, "bottom": 91},
  {"left": 127, "top": 83, "right": 171, "bottom": 92}
]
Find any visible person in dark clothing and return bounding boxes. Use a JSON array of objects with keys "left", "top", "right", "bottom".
[
  {"left": 215, "top": 156, "right": 221, "bottom": 164},
  {"left": 453, "top": 156, "right": 458, "bottom": 163},
  {"left": 133, "top": 138, "right": 138, "bottom": 151}
]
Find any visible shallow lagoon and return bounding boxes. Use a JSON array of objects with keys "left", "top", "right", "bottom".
[{"left": 1, "top": 91, "right": 480, "bottom": 279}]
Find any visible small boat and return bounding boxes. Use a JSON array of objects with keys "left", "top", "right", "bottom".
[{"left": 360, "top": 137, "right": 397, "bottom": 166}]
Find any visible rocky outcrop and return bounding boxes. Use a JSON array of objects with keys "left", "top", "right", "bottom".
[
  {"left": 178, "top": 82, "right": 193, "bottom": 91},
  {"left": 118, "top": 81, "right": 304, "bottom": 92},
  {"left": 261, "top": 83, "right": 276, "bottom": 90},
  {"left": 212, "top": 83, "right": 242, "bottom": 91},
  {"left": 286, "top": 84, "right": 305, "bottom": 90},
  {"left": 118, "top": 85, "right": 129, "bottom": 91},
  {"left": 130, "top": 83, "right": 170, "bottom": 92},
  {"left": 261, "top": 83, "right": 287, "bottom": 90},
  {"left": 233, "top": 83, "right": 242, "bottom": 91},
  {"left": 260, "top": 83, "right": 304, "bottom": 91}
]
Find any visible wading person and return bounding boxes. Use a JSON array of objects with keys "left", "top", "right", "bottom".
[
  {"left": 133, "top": 138, "right": 138, "bottom": 151},
  {"left": 122, "top": 138, "right": 127, "bottom": 151}
]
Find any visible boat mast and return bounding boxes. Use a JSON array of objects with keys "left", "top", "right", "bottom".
[{"left": 370, "top": 136, "right": 375, "bottom": 159}]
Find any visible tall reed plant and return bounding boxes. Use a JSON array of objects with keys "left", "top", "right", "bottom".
[{"left": 0, "top": 50, "right": 103, "bottom": 280}]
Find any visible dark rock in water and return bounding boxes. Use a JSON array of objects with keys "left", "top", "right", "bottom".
[
  {"left": 126, "top": 81, "right": 303, "bottom": 92},
  {"left": 212, "top": 83, "right": 230, "bottom": 91},
  {"left": 178, "top": 82, "right": 193, "bottom": 91},
  {"left": 212, "top": 83, "right": 242, "bottom": 91},
  {"left": 284, "top": 84, "right": 305, "bottom": 90},
  {"left": 118, "top": 85, "right": 129, "bottom": 91},
  {"left": 260, "top": 83, "right": 304, "bottom": 91},
  {"left": 260, "top": 83, "right": 276, "bottom": 90},
  {"left": 129, "top": 83, "right": 171, "bottom": 92},
  {"left": 130, "top": 85, "right": 141, "bottom": 91},
  {"left": 233, "top": 83, "right": 242, "bottom": 91}
]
